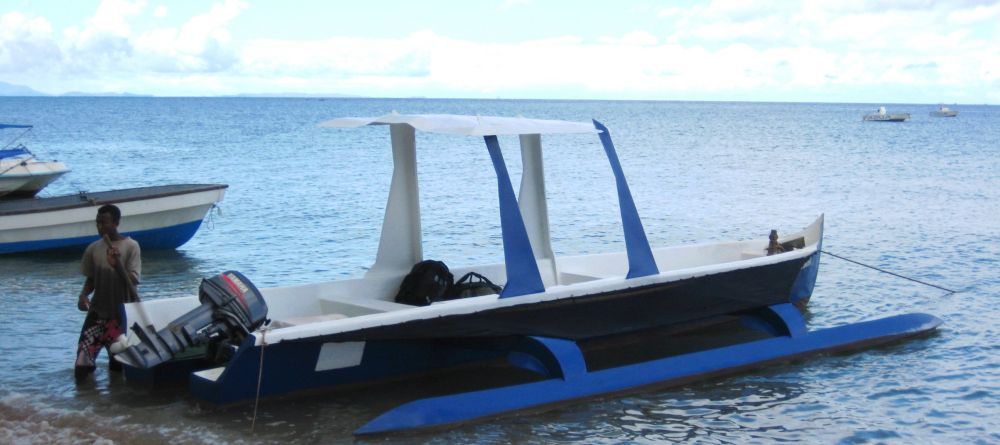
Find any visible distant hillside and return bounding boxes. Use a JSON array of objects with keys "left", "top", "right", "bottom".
[
  {"left": 0, "top": 81, "right": 46, "bottom": 96},
  {"left": 225, "top": 92, "right": 363, "bottom": 98},
  {"left": 60, "top": 91, "right": 152, "bottom": 97},
  {"left": 0, "top": 82, "right": 360, "bottom": 98}
]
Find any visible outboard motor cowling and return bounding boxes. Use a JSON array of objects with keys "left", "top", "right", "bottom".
[{"left": 118, "top": 271, "right": 268, "bottom": 369}]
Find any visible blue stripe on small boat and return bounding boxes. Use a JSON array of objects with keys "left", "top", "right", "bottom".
[{"left": 0, "top": 218, "right": 206, "bottom": 254}]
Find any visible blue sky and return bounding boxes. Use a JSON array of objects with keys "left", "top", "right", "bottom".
[{"left": 2, "top": 0, "right": 999, "bottom": 103}]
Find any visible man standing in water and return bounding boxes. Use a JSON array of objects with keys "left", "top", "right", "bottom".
[{"left": 75, "top": 204, "right": 141, "bottom": 381}]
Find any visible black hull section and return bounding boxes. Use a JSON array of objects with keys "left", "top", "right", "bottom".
[{"left": 313, "top": 255, "right": 811, "bottom": 343}]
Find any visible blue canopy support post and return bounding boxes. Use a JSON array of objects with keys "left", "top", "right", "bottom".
[
  {"left": 592, "top": 120, "right": 659, "bottom": 279},
  {"left": 484, "top": 135, "right": 545, "bottom": 298}
]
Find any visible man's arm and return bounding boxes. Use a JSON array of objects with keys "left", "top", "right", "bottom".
[
  {"left": 78, "top": 277, "right": 94, "bottom": 312},
  {"left": 126, "top": 242, "right": 141, "bottom": 285}
]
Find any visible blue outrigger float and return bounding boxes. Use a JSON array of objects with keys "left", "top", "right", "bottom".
[{"left": 114, "top": 114, "right": 940, "bottom": 434}]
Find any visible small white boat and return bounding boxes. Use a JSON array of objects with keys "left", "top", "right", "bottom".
[
  {"left": 0, "top": 184, "right": 226, "bottom": 254},
  {"left": 0, "top": 172, "right": 31, "bottom": 198},
  {"left": 930, "top": 105, "right": 958, "bottom": 117},
  {"left": 0, "top": 124, "right": 71, "bottom": 199},
  {"left": 864, "top": 106, "right": 910, "bottom": 122},
  {"left": 113, "top": 113, "right": 940, "bottom": 434}
]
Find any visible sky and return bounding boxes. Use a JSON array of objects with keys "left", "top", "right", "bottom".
[{"left": 1, "top": 0, "right": 999, "bottom": 103}]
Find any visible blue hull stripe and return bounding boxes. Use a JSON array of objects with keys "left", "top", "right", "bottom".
[{"left": 1, "top": 219, "right": 205, "bottom": 254}]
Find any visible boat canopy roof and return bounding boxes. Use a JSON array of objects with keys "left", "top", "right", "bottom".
[
  {"left": 319, "top": 112, "right": 599, "bottom": 136},
  {"left": 0, "top": 124, "right": 33, "bottom": 130},
  {"left": 320, "top": 112, "right": 657, "bottom": 299},
  {"left": 0, "top": 148, "right": 31, "bottom": 159}
]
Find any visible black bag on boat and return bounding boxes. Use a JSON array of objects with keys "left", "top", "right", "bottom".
[
  {"left": 394, "top": 260, "right": 454, "bottom": 306},
  {"left": 449, "top": 272, "right": 502, "bottom": 299}
]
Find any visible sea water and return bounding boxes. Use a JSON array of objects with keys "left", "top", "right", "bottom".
[{"left": 1, "top": 98, "right": 998, "bottom": 444}]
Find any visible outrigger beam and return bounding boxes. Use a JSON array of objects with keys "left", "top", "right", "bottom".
[{"left": 356, "top": 305, "right": 941, "bottom": 435}]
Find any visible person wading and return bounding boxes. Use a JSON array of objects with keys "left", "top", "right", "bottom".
[{"left": 75, "top": 204, "right": 141, "bottom": 381}]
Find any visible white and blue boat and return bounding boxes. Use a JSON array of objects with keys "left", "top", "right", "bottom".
[
  {"left": 114, "top": 113, "right": 940, "bottom": 434},
  {"left": 1, "top": 124, "right": 70, "bottom": 199},
  {"left": 0, "top": 184, "right": 226, "bottom": 254}
]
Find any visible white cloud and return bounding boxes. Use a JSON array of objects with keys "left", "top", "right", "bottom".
[
  {"left": 2, "top": 0, "right": 999, "bottom": 101},
  {"left": 0, "top": 12, "right": 63, "bottom": 73},
  {"left": 242, "top": 32, "right": 433, "bottom": 77},
  {"left": 598, "top": 31, "right": 658, "bottom": 46},
  {"left": 59, "top": 0, "right": 146, "bottom": 74}
]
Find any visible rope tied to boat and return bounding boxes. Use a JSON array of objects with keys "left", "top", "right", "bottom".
[
  {"left": 204, "top": 203, "right": 221, "bottom": 230},
  {"left": 820, "top": 250, "right": 957, "bottom": 296},
  {"left": 250, "top": 327, "right": 268, "bottom": 433}
]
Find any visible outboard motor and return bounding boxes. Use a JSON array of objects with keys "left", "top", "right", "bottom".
[{"left": 118, "top": 271, "right": 268, "bottom": 369}]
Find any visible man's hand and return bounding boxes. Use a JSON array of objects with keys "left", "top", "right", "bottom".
[
  {"left": 106, "top": 246, "right": 120, "bottom": 268},
  {"left": 77, "top": 294, "right": 90, "bottom": 312}
]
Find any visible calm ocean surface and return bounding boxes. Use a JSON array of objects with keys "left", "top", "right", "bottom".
[{"left": 1, "top": 97, "right": 997, "bottom": 444}]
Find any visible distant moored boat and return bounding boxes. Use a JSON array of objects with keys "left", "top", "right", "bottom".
[
  {"left": 0, "top": 124, "right": 71, "bottom": 198},
  {"left": 930, "top": 105, "right": 958, "bottom": 117},
  {"left": 864, "top": 106, "right": 910, "bottom": 122}
]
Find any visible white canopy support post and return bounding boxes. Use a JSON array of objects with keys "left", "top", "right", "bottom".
[
  {"left": 518, "top": 134, "right": 558, "bottom": 285},
  {"left": 366, "top": 123, "right": 422, "bottom": 277}
]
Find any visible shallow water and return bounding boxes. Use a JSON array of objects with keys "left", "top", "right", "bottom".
[{"left": 1, "top": 98, "right": 998, "bottom": 444}]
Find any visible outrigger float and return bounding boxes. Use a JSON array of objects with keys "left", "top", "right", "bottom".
[{"left": 114, "top": 113, "right": 941, "bottom": 434}]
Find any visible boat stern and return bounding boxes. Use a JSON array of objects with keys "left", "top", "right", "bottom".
[{"left": 789, "top": 214, "right": 823, "bottom": 305}]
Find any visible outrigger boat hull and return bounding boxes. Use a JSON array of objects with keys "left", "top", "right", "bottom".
[{"left": 115, "top": 114, "right": 940, "bottom": 434}]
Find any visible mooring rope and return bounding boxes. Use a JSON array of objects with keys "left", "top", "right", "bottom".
[
  {"left": 821, "top": 250, "right": 957, "bottom": 295},
  {"left": 251, "top": 328, "right": 267, "bottom": 433}
]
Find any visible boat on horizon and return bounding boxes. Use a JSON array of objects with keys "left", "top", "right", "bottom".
[
  {"left": 930, "top": 104, "right": 958, "bottom": 117},
  {"left": 0, "top": 124, "right": 70, "bottom": 199},
  {"left": 0, "top": 184, "right": 227, "bottom": 254},
  {"left": 864, "top": 106, "right": 910, "bottom": 122},
  {"left": 112, "top": 113, "right": 940, "bottom": 434}
]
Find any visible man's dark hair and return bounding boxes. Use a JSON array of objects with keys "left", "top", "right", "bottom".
[{"left": 97, "top": 204, "right": 122, "bottom": 224}]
